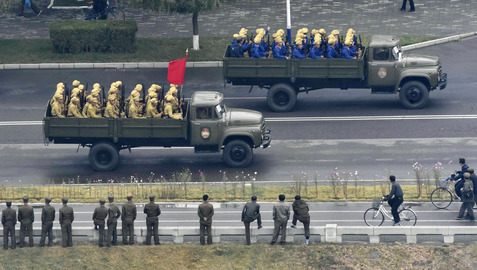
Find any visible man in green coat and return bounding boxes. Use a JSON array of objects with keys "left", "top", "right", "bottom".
[
  {"left": 143, "top": 195, "right": 161, "bottom": 245},
  {"left": 241, "top": 196, "right": 262, "bottom": 245},
  {"left": 107, "top": 196, "right": 121, "bottom": 247},
  {"left": 122, "top": 194, "right": 137, "bottom": 245},
  {"left": 93, "top": 199, "right": 108, "bottom": 247},
  {"left": 39, "top": 196, "right": 55, "bottom": 247},
  {"left": 18, "top": 196, "right": 34, "bottom": 248},
  {"left": 198, "top": 194, "right": 214, "bottom": 245},
  {"left": 290, "top": 195, "right": 311, "bottom": 245},
  {"left": 59, "top": 197, "right": 74, "bottom": 247},
  {"left": 2, "top": 200, "right": 17, "bottom": 250}
]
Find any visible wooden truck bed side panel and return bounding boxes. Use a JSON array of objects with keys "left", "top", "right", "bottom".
[{"left": 118, "top": 118, "right": 188, "bottom": 139}]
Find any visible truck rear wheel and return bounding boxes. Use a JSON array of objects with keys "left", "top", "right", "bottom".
[
  {"left": 223, "top": 140, "right": 253, "bottom": 168},
  {"left": 88, "top": 142, "right": 119, "bottom": 171},
  {"left": 399, "top": 81, "right": 429, "bottom": 109},
  {"left": 267, "top": 83, "right": 297, "bottom": 112}
]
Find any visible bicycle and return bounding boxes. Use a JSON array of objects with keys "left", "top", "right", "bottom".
[
  {"left": 74, "top": 0, "right": 125, "bottom": 20},
  {"left": 430, "top": 175, "right": 459, "bottom": 209},
  {"left": 363, "top": 197, "right": 417, "bottom": 226}
]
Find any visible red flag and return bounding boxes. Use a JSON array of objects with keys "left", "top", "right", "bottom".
[{"left": 167, "top": 55, "right": 188, "bottom": 85}]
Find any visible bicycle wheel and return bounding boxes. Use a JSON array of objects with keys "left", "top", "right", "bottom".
[
  {"left": 364, "top": 208, "right": 384, "bottom": 226},
  {"left": 398, "top": 209, "right": 417, "bottom": 226},
  {"left": 431, "top": 188, "right": 453, "bottom": 209},
  {"left": 107, "top": 7, "right": 125, "bottom": 20},
  {"left": 74, "top": 9, "right": 87, "bottom": 20}
]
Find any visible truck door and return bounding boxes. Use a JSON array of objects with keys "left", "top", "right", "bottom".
[
  {"left": 190, "top": 106, "right": 219, "bottom": 146},
  {"left": 367, "top": 47, "right": 398, "bottom": 87}
]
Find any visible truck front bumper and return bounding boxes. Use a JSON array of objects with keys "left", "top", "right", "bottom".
[
  {"left": 262, "top": 129, "right": 271, "bottom": 149},
  {"left": 438, "top": 73, "right": 447, "bottom": 90}
]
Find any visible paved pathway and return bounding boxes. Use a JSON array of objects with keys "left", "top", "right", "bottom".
[{"left": 0, "top": 0, "right": 476, "bottom": 39}]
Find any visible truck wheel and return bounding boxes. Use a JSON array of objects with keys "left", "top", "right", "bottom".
[
  {"left": 267, "top": 83, "right": 297, "bottom": 112},
  {"left": 223, "top": 140, "right": 253, "bottom": 168},
  {"left": 399, "top": 81, "right": 429, "bottom": 109},
  {"left": 88, "top": 142, "right": 119, "bottom": 171}
]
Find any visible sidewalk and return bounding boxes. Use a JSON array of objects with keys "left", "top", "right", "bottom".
[{"left": 1, "top": 0, "right": 476, "bottom": 39}]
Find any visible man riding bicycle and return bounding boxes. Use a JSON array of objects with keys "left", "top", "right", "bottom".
[
  {"left": 89, "top": 0, "right": 107, "bottom": 19},
  {"left": 453, "top": 158, "right": 469, "bottom": 200},
  {"left": 386, "top": 175, "right": 404, "bottom": 226}
]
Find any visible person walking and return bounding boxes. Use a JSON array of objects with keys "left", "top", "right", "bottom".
[
  {"left": 39, "top": 196, "right": 55, "bottom": 247},
  {"left": 454, "top": 158, "right": 470, "bottom": 200},
  {"left": 17, "top": 0, "right": 42, "bottom": 17},
  {"left": 198, "top": 194, "right": 214, "bottom": 245},
  {"left": 241, "top": 196, "right": 262, "bottom": 245},
  {"left": 144, "top": 195, "right": 161, "bottom": 245},
  {"left": 467, "top": 168, "right": 477, "bottom": 205},
  {"left": 2, "top": 200, "right": 17, "bottom": 250},
  {"left": 106, "top": 196, "right": 121, "bottom": 247},
  {"left": 386, "top": 175, "right": 404, "bottom": 226},
  {"left": 400, "top": 0, "right": 415, "bottom": 12},
  {"left": 59, "top": 197, "right": 74, "bottom": 247},
  {"left": 456, "top": 173, "right": 475, "bottom": 221},
  {"left": 122, "top": 194, "right": 137, "bottom": 245},
  {"left": 18, "top": 196, "right": 34, "bottom": 248},
  {"left": 271, "top": 194, "right": 290, "bottom": 245},
  {"left": 290, "top": 195, "right": 311, "bottom": 245},
  {"left": 93, "top": 199, "right": 108, "bottom": 247}
]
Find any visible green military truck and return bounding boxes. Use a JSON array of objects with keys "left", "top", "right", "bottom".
[
  {"left": 43, "top": 91, "right": 271, "bottom": 171},
  {"left": 223, "top": 35, "right": 447, "bottom": 112}
]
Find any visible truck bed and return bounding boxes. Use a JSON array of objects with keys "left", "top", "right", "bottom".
[
  {"left": 223, "top": 45, "right": 367, "bottom": 88},
  {"left": 44, "top": 104, "right": 189, "bottom": 147}
]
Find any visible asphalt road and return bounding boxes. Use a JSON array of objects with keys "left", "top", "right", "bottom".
[
  {"left": 0, "top": 37, "right": 477, "bottom": 184},
  {"left": 0, "top": 202, "right": 473, "bottom": 229}
]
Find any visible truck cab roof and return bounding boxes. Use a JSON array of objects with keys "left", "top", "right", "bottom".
[
  {"left": 368, "top": 35, "right": 400, "bottom": 48},
  {"left": 190, "top": 91, "right": 224, "bottom": 107}
]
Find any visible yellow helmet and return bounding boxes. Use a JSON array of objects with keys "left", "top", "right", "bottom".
[
  {"left": 108, "top": 95, "right": 117, "bottom": 101},
  {"left": 233, "top": 33, "right": 239, "bottom": 38},
  {"left": 328, "top": 35, "right": 336, "bottom": 44},
  {"left": 78, "top": 84, "right": 85, "bottom": 91},
  {"left": 72, "top": 80, "right": 80, "bottom": 87},
  {"left": 347, "top": 28, "right": 355, "bottom": 34},
  {"left": 111, "top": 82, "right": 118, "bottom": 88},
  {"left": 296, "top": 33, "right": 304, "bottom": 39},
  {"left": 54, "top": 94, "right": 63, "bottom": 100},
  {"left": 116, "top": 81, "right": 122, "bottom": 86},
  {"left": 254, "top": 36, "right": 261, "bottom": 44},
  {"left": 344, "top": 37, "right": 352, "bottom": 46},
  {"left": 93, "top": 83, "right": 101, "bottom": 89},
  {"left": 166, "top": 95, "right": 174, "bottom": 102},
  {"left": 57, "top": 82, "right": 65, "bottom": 88},
  {"left": 71, "top": 97, "right": 80, "bottom": 103},
  {"left": 134, "top": 84, "right": 143, "bottom": 91},
  {"left": 272, "top": 33, "right": 278, "bottom": 38},
  {"left": 331, "top": 30, "right": 340, "bottom": 36},
  {"left": 240, "top": 28, "right": 247, "bottom": 33},
  {"left": 275, "top": 37, "right": 283, "bottom": 43},
  {"left": 311, "top": 29, "right": 318, "bottom": 36},
  {"left": 133, "top": 97, "right": 140, "bottom": 102},
  {"left": 151, "top": 98, "right": 158, "bottom": 104},
  {"left": 318, "top": 28, "right": 326, "bottom": 35},
  {"left": 302, "top": 28, "right": 308, "bottom": 34},
  {"left": 295, "top": 39, "right": 303, "bottom": 45}
]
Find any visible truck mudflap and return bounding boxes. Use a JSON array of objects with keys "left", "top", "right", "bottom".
[
  {"left": 262, "top": 129, "right": 271, "bottom": 149},
  {"left": 438, "top": 73, "right": 447, "bottom": 90}
]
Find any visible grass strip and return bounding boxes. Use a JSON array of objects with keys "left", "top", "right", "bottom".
[
  {"left": 0, "top": 184, "right": 445, "bottom": 203},
  {"left": 0, "top": 36, "right": 437, "bottom": 64},
  {"left": 0, "top": 243, "right": 475, "bottom": 269}
]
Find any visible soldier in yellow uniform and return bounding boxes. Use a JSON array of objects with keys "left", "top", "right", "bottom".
[
  {"left": 72, "top": 80, "right": 80, "bottom": 89},
  {"left": 129, "top": 97, "right": 145, "bottom": 118},
  {"left": 164, "top": 96, "right": 183, "bottom": 120},
  {"left": 146, "top": 98, "right": 162, "bottom": 118},
  {"left": 126, "top": 84, "right": 143, "bottom": 109},
  {"left": 104, "top": 95, "right": 123, "bottom": 118},
  {"left": 67, "top": 97, "right": 83, "bottom": 118},
  {"left": 87, "top": 98, "right": 102, "bottom": 118},
  {"left": 51, "top": 95, "right": 65, "bottom": 118}
]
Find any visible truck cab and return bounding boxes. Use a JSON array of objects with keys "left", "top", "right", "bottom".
[{"left": 366, "top": 35, "right": 447, "bottom": 109}]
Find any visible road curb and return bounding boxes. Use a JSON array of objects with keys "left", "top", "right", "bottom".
[{"left": 0, "top": 32, "right": 475, "bottom": 70}]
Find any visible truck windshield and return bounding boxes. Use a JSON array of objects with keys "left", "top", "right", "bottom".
[
  {"left": 392, "top": 45, "right": 402, "bottom": 61},
  {"left": 215, "top": 104, "right": 224, "bottom": 119}
]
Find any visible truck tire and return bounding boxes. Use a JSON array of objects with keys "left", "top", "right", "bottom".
[
  {"left": 267, "top": 83, "right": 297, "bottom": 112},
  {"left": 399, "top": 81, "right": 429, "bottom": 109},
  {"left": 223, "top": 140, "right": 253, "bottom": 168},
  {"left": 88, "top": 142, "right": 119, "bottom": 172}
]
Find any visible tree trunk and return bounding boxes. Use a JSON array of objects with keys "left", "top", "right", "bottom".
[{"left": 192, "top": 11, "right": 199, "bottom": 50}]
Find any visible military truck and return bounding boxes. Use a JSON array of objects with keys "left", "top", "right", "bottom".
[
  {"left": 43, "top": 91, "right": 271, "bottom": 171},
  {"left": 223, "top": 35, "right": 447, "bottom": 112}
]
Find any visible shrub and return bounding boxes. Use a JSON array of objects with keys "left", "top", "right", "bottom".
[{"left": 49, "top": 20, "right": 138, "bottom": 53}]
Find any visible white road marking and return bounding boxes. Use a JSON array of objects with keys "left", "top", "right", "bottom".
[{"left": 4, "top": 114, "right": 477, "bottom": 126}]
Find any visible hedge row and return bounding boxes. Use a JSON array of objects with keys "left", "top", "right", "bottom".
[{"left": 49, "top": 20, "right": 138, "bottom": 53}]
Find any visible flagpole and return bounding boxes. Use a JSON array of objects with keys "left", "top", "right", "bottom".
[{"left": 286, "top": 0, "right": 291, "bottom": 45}]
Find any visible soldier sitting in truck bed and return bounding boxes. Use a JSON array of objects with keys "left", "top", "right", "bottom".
[
  {"left": 51, "top": 95, "right": 65, "bottom": 118},
  {"left": 129, "top": 97, "right": 145, "bottom": 118},
  {"left": 146, "top": 98, "right": 162, "bottom": 118},
  {"left": 164, "top": 96, "right": 183, "bottom": 120},
  {"left": 68, "top": 97, "right": 84, "bottom": 118}
]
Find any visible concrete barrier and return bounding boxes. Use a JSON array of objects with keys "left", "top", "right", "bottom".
[{"left": 1, "top": 225, "right": 476, "bottom": 245}]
